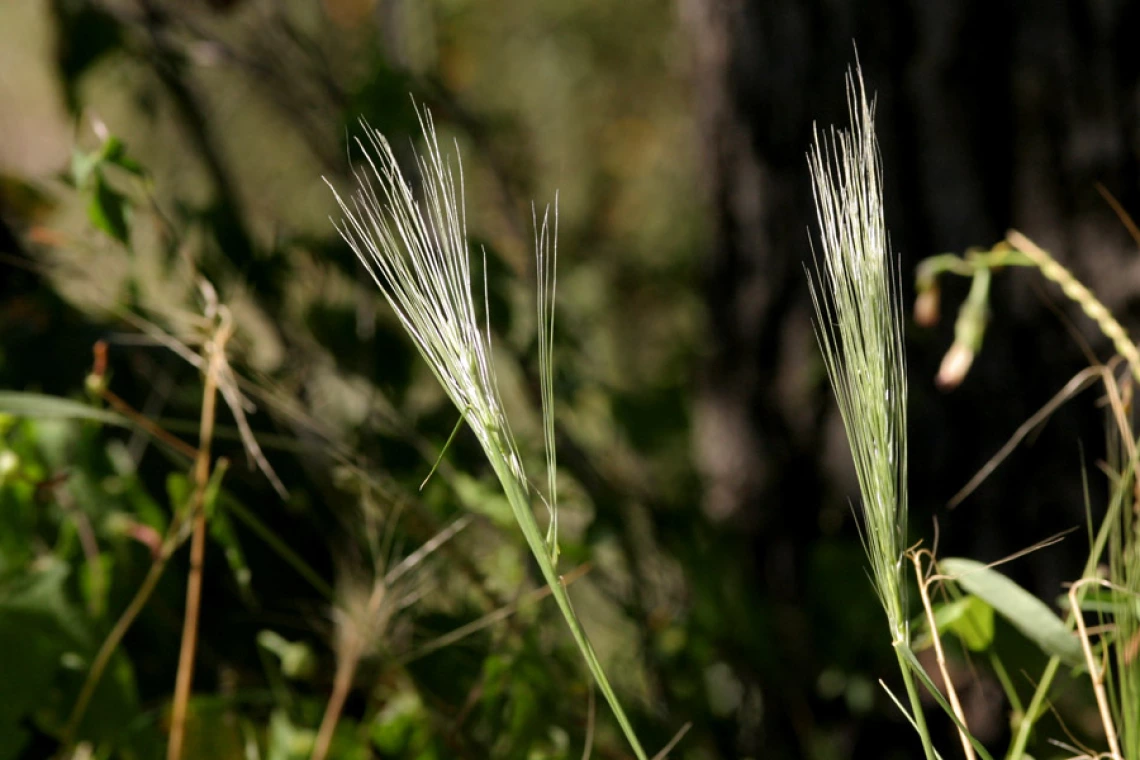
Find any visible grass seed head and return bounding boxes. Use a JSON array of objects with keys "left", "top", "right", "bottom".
[
  {"left": 324, "top": 107, "right": 527, "bottom": 488},
  {"left": 807, "top": 65, "right": 909, "bottom": 642}
]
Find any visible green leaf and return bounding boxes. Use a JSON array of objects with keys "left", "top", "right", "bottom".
[
  {"left": 70, "top": 147, "right": 100, "bottom": 188},
  {"left": 940, "top": 557, "right": 1082, "bottom": 665},
  {"left": 99, "top": 135, "right": 144, "bottom": 176},
  {"left": 210, "top": 511, "right": 253, "bottom": 602},
  {"left": 202, "top": 458, "right": 230, "bottom": 521},
  {"left": 87, "top": 171, "right": 130, "bottom": 245},
  {"left": 0, "top": 392, "right": 127, "bottom": 427},
  {"left": 371, "top": 691, "right": 433, "bottom": 756},
  {"left": 267, "top": 708, "right": 314, "bottom": 760},
  {"left": 916, "top": 595, "right": 994, "bottom": 652},
  {"left": 0, "top": 561, "right": 92, "bottom": 759},
  {"left": 256, "top": 631, "right": 314, "bottom": 680},
  {"left": 166, "top": 472, "right": 190, "bottom": 514}
]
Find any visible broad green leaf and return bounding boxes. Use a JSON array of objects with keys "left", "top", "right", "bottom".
[
  {"left": 915, "top": 595, "right": 994, "bottom": 652},
  {"left": 940, "top": 557, "right": 1082, "bottom": 665},
  {"left": 0, "top": 392, "right": 127, "bottom": 427},
  {"left": 371, "top": 691, "right": 437, "bottom": 758}
]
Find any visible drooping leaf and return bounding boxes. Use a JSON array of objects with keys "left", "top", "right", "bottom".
[
  {"left": 0, "top": 392, "right": 127, "bottom": 427},
  {"left": 940, "top": 557, "right": 1082, "bottom": 665}
]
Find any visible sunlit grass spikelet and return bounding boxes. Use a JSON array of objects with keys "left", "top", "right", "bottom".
[
  {"left": 324, "top": 109, "right": 525, "bottom": 487},
  {"left": 324, "top": 106, "right": 647, "bottom": 759},
  {"left": 806, "top": 68, "right": 908, "bottom": 643}
]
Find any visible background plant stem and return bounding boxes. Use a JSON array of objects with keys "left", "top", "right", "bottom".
[{"left": 166, "top": 320, "right": 229, "bottom": 760}]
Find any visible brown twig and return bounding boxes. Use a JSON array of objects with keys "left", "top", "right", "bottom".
[
  {"left": 101, "top": 386, "right": 198, "bottom": 461},
  {"left": 167, "top": 312, "right": 232, "bottom": 760},
  {"left": 910, "top": 549, "right": 976, "bottom": 760},
  {"left": 310, "top": 636, "right": 363, "bottom": 760}
]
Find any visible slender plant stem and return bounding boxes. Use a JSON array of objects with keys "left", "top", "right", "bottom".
[
  {"left": 310, "top": 644, "right": 361, "bottom": 760},
  {"left": 1006, "top": 655, "right": 1059, "bottom": 760},
  {"left": 168, "top": 508, "right": 207, "bottom": 760},
  {"left": 499, "top": 472, "right": 647, "bottom": 760},
  {"left": 896, "top": 645, "right": 938, "bottom": 760},
  {"left": 167, "top": 319, "right": 229, "bottom": 760}
]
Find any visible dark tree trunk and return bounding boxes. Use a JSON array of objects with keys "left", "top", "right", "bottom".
[{"left": 683, "top": 0, "right": 1140, "bottom": 754}]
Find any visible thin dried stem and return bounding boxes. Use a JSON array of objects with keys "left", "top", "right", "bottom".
[
  {"left": 167, "top": 311, "right": 232, "bottom": 760},
  {"left": 310, "top": 638, "right": 362, "bottom": 760},
  {"left": 910, "top": 550, "right": 975, "bottom": 760},
  {"left": 1070, "top": 578, "right": 1123, "bottom": 760}
]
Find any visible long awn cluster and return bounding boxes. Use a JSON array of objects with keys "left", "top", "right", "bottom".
[{"left": 325, "top": 108, "right": 647, "bottom": 759}]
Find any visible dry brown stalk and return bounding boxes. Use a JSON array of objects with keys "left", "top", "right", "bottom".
[{"left": 167, "top": 311, "right": 233, "bottom": 760}]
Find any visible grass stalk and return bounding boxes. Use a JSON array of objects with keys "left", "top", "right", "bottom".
[
  {"left": 807, "top": 64, "right": 935, "bottom": 754},
  {"left": 895, "top": 646, "right": 938, "bottom": 760},
  {"left": 166, "top": 314, "right": 231, "bottom": 760},
  {"left": 310, "top": 638, "right": 362, "bottom": 760},
  {"left": 325, "top": 106, "right": 648, "bottom": 758}
]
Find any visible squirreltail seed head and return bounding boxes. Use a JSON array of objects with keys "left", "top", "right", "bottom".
[
  {"left": 323, "top": 107, "right": 526, "bottom": 487},
  {"left": 807, "top": 65, "right": 909, "bottom": 642}
]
